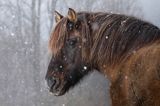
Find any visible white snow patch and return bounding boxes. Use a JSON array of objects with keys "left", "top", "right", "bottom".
[
  {"left": 92, "top": 22, "right": 99, "bottom": 31},
  {"left": 0, "top": 26, "right": 3, "bottom": 30},
  {"left": 105, "top": 36, "right": 109, "bottom": 39},
  {"left": 12, "top": 15, "right": 16, "bottom": 19},
  {"left": 83, "top": 66, "right": 87, "bottom": 70},
  {"left": 69, "top": 76, "right": 72, "bottom": 79},
  {"left": 125, "top": 76, "right": 128, "bottom": 79},
  {"left": 24, "top": 41, "right": 28, "bottom": 45},
  {"left": 59, "top": 65, "right": 63, "bottom": 69},
  {"left": 11, "top": 33, "right": 15, "bottom": 36}
]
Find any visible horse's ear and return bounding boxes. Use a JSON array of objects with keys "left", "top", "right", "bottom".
[
  {"left": 67, "top": 8, "right": 77, "bottom": 23},
  {"left": 55, "top": 11, "right": 63, "bottom": 23}
]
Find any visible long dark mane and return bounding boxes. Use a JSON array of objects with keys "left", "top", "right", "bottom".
[
  {"left": 87, "top": 13, "right": 160, "bottom": 66},
  {"left": 49, "top": 12, "right": 160, "bottom": 67}
]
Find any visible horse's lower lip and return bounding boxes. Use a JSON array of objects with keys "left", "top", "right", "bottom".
[
  {"left": 49, "top": 87, "right": 66, "bottom": 96},
  {"left": 54, "top": 87, "right": 67, "bottom": 96},
  {"left": 54, "top": 90, "right": 65, "bottom": 96}
]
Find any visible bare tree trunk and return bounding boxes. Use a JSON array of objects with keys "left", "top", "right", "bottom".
[
  {"left": 17, "top": 0, "right": 22, "bottom": 36},
  {"left": 31, "top": 0, "right": 41, "bottom": 104},
  {"left": 47, "top": 0, "right": 57, "bottom": 32}
]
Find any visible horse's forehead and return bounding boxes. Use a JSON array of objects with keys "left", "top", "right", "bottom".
[{"left": 69, "top": 30, "right": 81, "bottom": 37}]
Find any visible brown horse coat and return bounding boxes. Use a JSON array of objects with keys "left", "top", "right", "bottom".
[
  {"left": 106, "top": 42, "right": 160, "bottom": 106},
  {"left": 47, "top": 8, "right": 160, "bottom": 106}
]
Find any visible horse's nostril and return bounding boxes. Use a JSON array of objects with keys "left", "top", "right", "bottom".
[{"left": 47, "top": 77, "right": 56, "bottom": 88}]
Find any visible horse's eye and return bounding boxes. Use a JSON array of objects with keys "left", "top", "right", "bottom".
[
  {"left": 75, "top": 24, "right": 79, "bottom": 29},
  {"left": 68, "top": 38, "right": 77, "bottom": 47},
  {"left": 75, "top": 21, "right": 81, "bottom": 29}
]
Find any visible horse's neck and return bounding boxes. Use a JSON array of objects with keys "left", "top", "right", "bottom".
[
  {"left": 88, "top": 13, "right": 160, "bottom": 79},
  {"left": 89, "top": 13, "right": 126, "bottom": 68}
]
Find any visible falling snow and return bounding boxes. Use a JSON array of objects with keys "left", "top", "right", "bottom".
[
  {"left": 24, "top": 41, "right": 28, "bottom": 45},
  {"left": 0, "top": 26, "right": 3, "bottom": 30},
  {"left": 82, "top": 38, "right": 87, "bottom": 43},
  {"left": 92, "top": 22, "right": 99, "bottom": 31},
  {"left": 83, "top": 66, "right": 87, "bottom": 70},
  {"left": 132, "top": 50, "right": 137, "bottom": 54},
  {"left": 0, "top": 0, "right": 160, "bottom": 106},
  {"left": 88, "top": 20, "right": 91, "bottom": 24},
  {"left": 105, "top": 36, "right": 109, "bottom": 39},
  {"left": 121, "top": 20, "right": 127, "bottom": 26},
  {"left": 125, "top": 76, "right": 128, "bottom": 79},
  {"left": 69, "top": 76, "right": 73, "bottom": 79},
  {"left": 12, "top": 15, "right": 16, "bottom": 19},
  {"left": 59, "top": 65, "right": 63, "bottom": 69},
  {"left": 79, "top": 45, "right": 82, "bottom": 48},
  {"left": 10, "top": 32, "right": 15, "bottom": 36}
]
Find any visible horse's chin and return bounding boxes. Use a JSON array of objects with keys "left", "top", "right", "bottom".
[{"left": 51, "top": 89, "right": 66, "bottom": 96}]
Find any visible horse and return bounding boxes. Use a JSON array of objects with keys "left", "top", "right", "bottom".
[{"left": 45, "top": 8, "right": 160, "bottom": 106}]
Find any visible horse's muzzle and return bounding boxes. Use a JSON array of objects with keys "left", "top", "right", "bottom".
[{"left": 46, "top": 77, "right": 56, "bottom": 89}]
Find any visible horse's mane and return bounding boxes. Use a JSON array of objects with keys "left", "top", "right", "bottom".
[
  {"left": 88, "top": 13, "right": 160, "bottom": 66},
  {"left": 49, "top": 12, "right": 160, "bottom": 67},
  {"left": 49, "top": 18, "right": 68, "bottom": 56}
]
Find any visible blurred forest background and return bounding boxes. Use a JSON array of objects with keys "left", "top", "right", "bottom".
[{"left": 0, "top": 0, "right": 160, "bottom": 106}]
